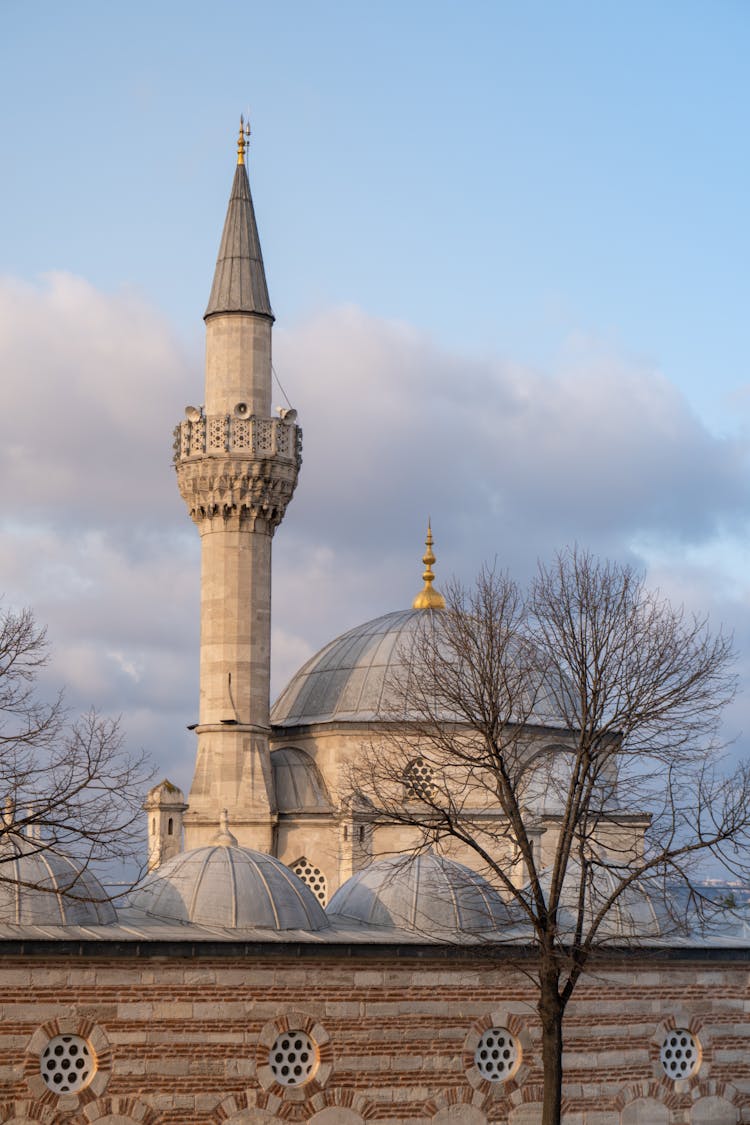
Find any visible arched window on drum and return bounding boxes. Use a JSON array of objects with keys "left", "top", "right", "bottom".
[{"left": 403, "top": 757, "right": 436, "bottom": 801}]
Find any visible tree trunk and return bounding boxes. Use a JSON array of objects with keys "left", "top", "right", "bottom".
[{"left": 539, "top": 969, "right": 565, "bottom": 1125}]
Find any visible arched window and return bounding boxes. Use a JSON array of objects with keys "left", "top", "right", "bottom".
[
  {"left": 167, "top": 817, "right": 174, "bottom": 836},
  {"left": 404, "top": 757, "right": 435, "bottom": 800},
  {"left": 291, "top": 856, "right": 327, "bottom": 904}
]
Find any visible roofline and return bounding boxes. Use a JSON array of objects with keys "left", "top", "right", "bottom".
[{"left": 270, "top": 719, "right": 577, "bottom": 739}]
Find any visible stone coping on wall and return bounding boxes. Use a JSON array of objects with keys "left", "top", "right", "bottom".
[{"left": 0, "top": 934, "right": 748, "bottom": 961}]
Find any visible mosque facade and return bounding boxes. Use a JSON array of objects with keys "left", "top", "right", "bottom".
[{"left": 0, "top": 127, "right": 749, "bottom": 1125}]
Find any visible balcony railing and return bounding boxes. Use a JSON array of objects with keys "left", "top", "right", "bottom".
[{"left": 173, "top": 415, "right": 302, "bottom": 463}]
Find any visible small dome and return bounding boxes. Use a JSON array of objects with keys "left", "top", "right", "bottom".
[
  {"left": 272, "top": 609, "right": 572, "bottom": 728},
  {"left": 0, "top": 836, "right": 116, "bottom": 925},
  {"left": 271, "top": 747, "right": 331, "bottom": 813},
  {"left": 130, "top": 844, "right": 329, "bottom": 931},
  {"left": 533, "top": 861, "right": 663, "bottom": 938},
  {"left": 326, "top": 853, "right": 513, "bottom": 934}
]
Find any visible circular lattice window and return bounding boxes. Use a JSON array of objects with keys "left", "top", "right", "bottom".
[
  {"left": 40, "top": 1034, "right": 95, "bottom": 1093},
  {"left": 660, "top": 1029, "right": 700, "bottom": 1079},
  {"left": 474, "top": 1026, "right": 519, "bottom": 1082},
  {"left": 404, "top": 757, "right": 435, "bottom": 800},
  {"left": 270, "top": 1029, "right": 318, "bottom": 1086},
  {"left": 291, "top": 857, "right": 327, "bottom": 904}
]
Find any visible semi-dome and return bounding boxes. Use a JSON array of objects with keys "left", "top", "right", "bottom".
[
  {"left": 0, "top": 836, "right": 117, "bottom": 926},
  {"left": 272, "top": 608, "right": 573, "bottom": 729},
  {"left": 130, "top": 843, "right": 329, "bottom": 931},
  {"left": 271, "top": 747, "right": 332, "bottom": 813},
  {"left": 326, "top": 853, "right": 514, "bottom": 934}
]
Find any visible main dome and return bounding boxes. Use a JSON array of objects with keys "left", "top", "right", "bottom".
[
  {"left": 271, "top": 609, "right": 440, "bottom": 727},
  {"left": 271, "top": 608, "right": 573, "bottom": 729}
]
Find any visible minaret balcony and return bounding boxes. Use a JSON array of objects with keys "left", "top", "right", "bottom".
[
  {"left": 173, "top": 414, "right": 302, "bottom": 465},
  {"left": 174, "top": 413, "right": 302, "bottom": 532}
]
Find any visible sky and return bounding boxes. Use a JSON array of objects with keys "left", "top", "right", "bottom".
[{"left": 1, "top": 1, "right": 749, "bottom": 811}]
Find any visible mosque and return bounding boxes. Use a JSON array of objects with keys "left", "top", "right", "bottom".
[{"left": 0, "top": 125, "right": 749, "bottom": 1125}]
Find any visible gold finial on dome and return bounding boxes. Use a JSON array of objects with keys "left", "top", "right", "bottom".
[
  {"left": 412, "top": 520, "right": 446, "bottom": 610},
  {"left": 237, "top": 114, "right": 251, "bottom": 165}
]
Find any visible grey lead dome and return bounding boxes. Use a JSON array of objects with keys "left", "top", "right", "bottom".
[
  {"left": 271, "top": 608, "right": 574, "bottom": 729},
  {"left": 271, "top": 609, "right": 437, "bottom": 727},
  {"left": 326, "top": 853, "right": 514, "bottom": 934},
  {"left": 131, "top": 845, "right": 329, "bottom": 931},
  {"left": 0, "top": 837, "right": 117, "bottom": 926}
]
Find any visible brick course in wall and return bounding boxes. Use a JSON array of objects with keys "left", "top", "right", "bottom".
[{"left": 0, "top": 943, "right": 748, "bottom": 1124}]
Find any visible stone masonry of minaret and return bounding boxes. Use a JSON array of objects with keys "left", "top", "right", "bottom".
[{"left": 174, "top": 123, "right": 302, "bottom": 850}]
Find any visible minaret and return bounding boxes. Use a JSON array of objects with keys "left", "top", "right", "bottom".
[{"left": 174, "top": 119, "right": 301, "bottom": 850}]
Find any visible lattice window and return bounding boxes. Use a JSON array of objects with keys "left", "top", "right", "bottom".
[
  {"left": 176, "top": 422, "right": 189, "bottom": 458},
  {"left": 40, "top": 1034, "right": 95, "bottom": 1094},
  {"left": 190, "top": 419, "right": 207, "bottom": 455},
  {"left": 269, "top": 1029, "right": 317, "bottom": 1086},
  {"left": 275, "top": 422, "right": 291, "bottom": 455},
  {"left": 232, "top": 417, "right": 252, "bottom": 450},
  {"left": 208, "top": 416, "right": 228, "bottom": 451},
  {"left": 291, "top": 856, "right": 327, "bottom": 904},
  {"left": 256, "top": 419, "right": 274, "bottom": 453},
  {"left": 474, "top": 1026, "right": 519, "bottom": 1082},
  {"left": 660, "top": 1029, "right": 700, "bottom": 1079},
  {"left": 404, "top": 757, "right": 436, "bottom": 800}
]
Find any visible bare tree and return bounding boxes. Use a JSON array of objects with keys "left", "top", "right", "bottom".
[
  {"left": 348, "top": 549, "right": 748, "bottom": 1125},
  {"left": 0, "top": 603, "right": 154, "bottom": 903}
]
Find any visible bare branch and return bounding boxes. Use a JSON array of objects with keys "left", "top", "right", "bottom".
[
  {"left": 344, "top": 550, "right": 745, "bottom": 1125},
  {"left": 0, "top": 603, "right": 154, "bottom": 902}
]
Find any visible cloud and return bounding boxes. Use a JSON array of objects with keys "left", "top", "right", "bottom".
[
  {"left": 272, "top": 305, "right": 750, "bottom": 670},
  {"left": 1, "top": 278, "right": 749, "bottom": 796},
  {"left": 276, "top": 307, "right": 748, "bottom": 564},
  {"left": 0, "top": 271, "right": 200, "bottom": 529}
]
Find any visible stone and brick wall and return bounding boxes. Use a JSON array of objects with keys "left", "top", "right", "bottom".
[{"left": 0, "top": 944, "right": 747, "bottom": 1124}]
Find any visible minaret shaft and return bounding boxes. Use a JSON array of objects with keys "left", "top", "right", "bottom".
[
  {"left": 174, "top": 130, "right": 301, "bottom": 852},
  {"left": 205, "top": 314, "right": 272, "bottom": 417},
  {"left": 198, "top": 527, "right": 271, "bottom": 727}
]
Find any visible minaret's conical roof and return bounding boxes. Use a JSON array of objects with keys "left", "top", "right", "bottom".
[{"left": 204, "top": 130, "right": 273, "bottom": 320}]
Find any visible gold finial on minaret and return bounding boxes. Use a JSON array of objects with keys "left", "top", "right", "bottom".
[
  {"left": 237, "top": 114, "right": 251, "bottom": 165},
  {"left": 412, "top": 520, "right": 446, "bottom": 610}
]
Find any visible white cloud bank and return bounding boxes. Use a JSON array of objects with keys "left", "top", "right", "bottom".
[{"left": 1, "top": 276, "right": 749, "bottom": 796}]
